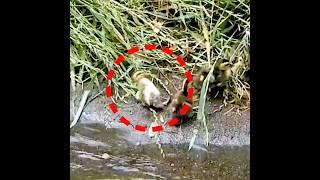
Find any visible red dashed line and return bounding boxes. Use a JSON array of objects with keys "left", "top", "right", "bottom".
[
  {"left": 176, "top": 56, "right": 186, "bottom": 67},
  {"left": 185, "top": 70, "right": 193, "bottom": 82},
  {"left": 128, "top": 47, "right": 139, "bottom": 54},
  {"left": 107, "top": 69, "right": 115, "bottom": 80},
  {"left": 187, "top": 87, "right": 194, "bottom": 100},
  {"left": 135, "top": 125, "right": 146, "bottom": 132},
  {"left": 180, "top": 104, "right": 190, "bottom": 116},
  {"left": 144, "top": 44, "right": 156, "bottom": 50},
  {"left": 115, "top": 54, "right": 125, "bottom": 65},
  {"left": 168, "top": 118, "right": 179, "bottom": 126},
  {"left": 161, "top": 47, "right": 172, "bottom": 56},
  {"left": 152, "top": 125, "right": 163, "bottom": 132},
  {"left": 107, "top": 43, "right": 194, "bottom": 132},
  {"left": 119, "top": 116, "right": 131, "bottom": 126},
  {"left": 109, "top": 103, "right": 118, "bottom": 113},
  {"left": 106, "top": 86, "right": 112, "bottom": 98}
]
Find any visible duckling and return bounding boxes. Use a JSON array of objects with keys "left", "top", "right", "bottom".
[
  {"left": 192, "top": 66, "right": 215, "bottom": 90},
  {"left": 215, "top": 62, "right": 233, "bottom": 87},
  {"left": 132, "top": 71, "right": 165, "bottom": 109},
  {"left": 167, "top": 78, "right": 194, "bottom": 126}
]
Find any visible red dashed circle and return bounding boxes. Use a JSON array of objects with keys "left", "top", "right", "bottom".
[{"left": 106, "top": 44, "right": 194, "bottom": 132}]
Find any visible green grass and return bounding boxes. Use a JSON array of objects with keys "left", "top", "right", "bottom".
[{"left": 70, "top": 0, "right": 250, "bottom": 145}]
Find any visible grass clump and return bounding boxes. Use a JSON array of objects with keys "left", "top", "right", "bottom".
[{"left": 70, "top": 0, "right": 250, "bottom": 121}]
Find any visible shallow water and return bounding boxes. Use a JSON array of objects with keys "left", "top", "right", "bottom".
[{"left": 70, "top": 123, "right": 250, "bottom": 179}]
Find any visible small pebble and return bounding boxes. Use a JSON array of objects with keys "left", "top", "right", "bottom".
[{"left": 170, "top": 163, "right": 174, "bottom": 167}]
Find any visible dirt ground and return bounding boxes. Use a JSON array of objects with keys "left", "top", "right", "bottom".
[{"left": 70, "top": 81, "right": 250, "bottom": 146}]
